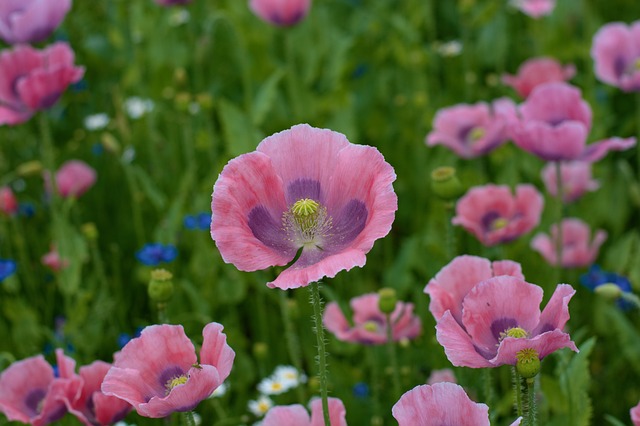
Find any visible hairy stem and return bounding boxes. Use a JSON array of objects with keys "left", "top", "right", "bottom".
[
  {"left": 309, "top": 281, "right": 331, "bottom": 426},
  {"left": 385, "top": 313, "right": 401, "bottom": 399}
]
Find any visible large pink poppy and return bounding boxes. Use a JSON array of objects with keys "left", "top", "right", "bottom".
[
  {"left": 323, "top": 293, "right": 421, "bottom": 345},
  {"left": 211, "top": 124, "right": 397, "bottom": 289},
  {"left": 0, "top": 0, "right": 72, "bottom": 44},
  {"left": 101, "top": 323, "right": 234, "bottom": 418},
  {"left": 591, "top": 21, "right": 640, "bottom": 92},
  {"left": 249, "top": 0, "right": 312, "bottom": 27}
]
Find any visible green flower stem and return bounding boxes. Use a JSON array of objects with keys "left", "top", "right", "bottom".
[
  {"left": 554, "top": 161, "right": 565, "bottom": 284},
  {"left": 385, "top": 312, "right": 401, "bottom": 399},
  {"left": 279, "top": 291, "right": 306, "bottom": 402},
  {"left": 621, "top": 292, "right": 640, "bottom": 310},
  {"left": 512, "top": 367, "right": 523, "bottom": 417},
  {"left": 157, "top": 302, "right": 169, "bottom": 324},
  {"left": 309, "top": 281, "right": 331, "bottom": 426},
  {"left": 525, "top": 378, "right": 537, "bottom": 426},
  {"left": 445, "top": 202, "right": 456, "bottom": 259},
  {"left": 182, "top": 411, "right": 196, "bottom": 426},
  {"left": 483, "top": 369, "right": 496, "bottom": 423}
]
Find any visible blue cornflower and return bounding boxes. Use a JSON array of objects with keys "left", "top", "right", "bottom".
[
  {"left": 184, "top": 212, "right": 211, "bottom": 231},
  {"left": 352, "top": 382, "right": 370, "bottom": 398},
  {"left": 0, "top": 259, "right": 17, "bottom": 282},
  {"left": 135, "top": 243, "right": 178, "bottom": 266},
  {"left": 18, "top": 202, "right": 35, "bottom": 218},
  {"left": 580, "top": 265, "right": 634, "bottom": 309}
]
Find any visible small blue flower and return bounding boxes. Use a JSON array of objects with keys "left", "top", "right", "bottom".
[
  {"left": 92, "top": 142, "right": 104, "bottom": 156},
  {"left": 0, "top": 259, "right": 17, "bottom": 282},
  {"left": 352, "top": 382, "right": 370, "bottom": 398},
  {"left": 184, "top": 212, "right": 211, "bottom": 231},
  {"left": 580, "top": 264, "right": 633, "bottom": 309},
  {"left": 183, "top": 214, "right": 197, "bottom": 230},
  {"left": 135, "top": 243, "right": 178, "bottom": 266},
  {"left": 18, "top": 202, "right": 35, "bottom": 218},
  {"left": 118, "top": 333, "right": 132, "bottom": 348}
]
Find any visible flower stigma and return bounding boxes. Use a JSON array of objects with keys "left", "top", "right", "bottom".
[
  {"left": 500, "top": 326, "right": 528, "bottom": 342},
  {"left": 166, "top": 374, "right": 189, "bottom": 394},
  {"left": 283, "top": 198, "right": 333, "bottom": 249},
  {"left": 491, "top": 217, "right": 509, "bottom": 231},
  {"left": 469, "top": 127, "right": 486, "bottom": 142}
]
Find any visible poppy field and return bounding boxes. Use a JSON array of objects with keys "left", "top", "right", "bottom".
[{"left": 2, "top": 0, "right": 640, "bottom": 425}]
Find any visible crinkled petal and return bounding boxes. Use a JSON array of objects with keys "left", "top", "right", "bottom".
[
  {"left": 579, "top": 137, "right": 636, "bottom": 162},
  {"left": 534, "top": 284, "right": 576, "bottom": 334},
  {"left": 200, "top": 322, "right": 235, "bottom": 383},
  {"left": 436, "top": 311, "right": 494, "bottom": 368},
  {"left": 492, "top": 330, "right": 578, "bottom": 366}
]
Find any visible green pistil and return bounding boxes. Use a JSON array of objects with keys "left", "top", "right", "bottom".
[
  {"left": 291, "top": 198, "right": 320, "bottom": 234},
  {"left": 491, "top": 217, "right": 509, "bottom": 231},
  {"left": 516, "top": 348, "right": 540, "bottom": 379},
  {"left": 469, "top": 127, "right": 486, "bottom": 141},
  {"left": 166, "top": 375, "right": 188, "bottom": 394},
  {"left": 635, "top": 58, "right": 640, "bottom": 71},
  {"left": 363, "top": 321, "right": 379, "bottom": 332},
  {"left": 502, "top": 326, "right": 528, "bottom": 340}
]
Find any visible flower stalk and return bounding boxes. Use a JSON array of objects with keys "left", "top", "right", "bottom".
[{"left": 309, "top": 281, "right": 331, "bottom": 426}]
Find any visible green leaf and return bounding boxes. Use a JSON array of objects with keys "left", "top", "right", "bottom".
[
  {"left": 556, "top": 337, "right": 596, "bottom": 426},
  {"left": 252, "top": 69, "right": 285, "bottom": 127},
  {"left": 130, "top": 164, "right": 167, "bottom": 210},
  {"left": 217, "top": 98, "right": 263, "bottom": 157}
]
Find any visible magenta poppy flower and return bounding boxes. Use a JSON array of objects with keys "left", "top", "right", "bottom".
[
  {"left": 502, "top": 57, "right": 576, "bottom": 98},
  {"left": 424, "top": 255, "right": 524, "bottom": 325},
  {"left": 511, "top": 82, "right": 636, "bottom": 161},
  {"left": 0, "top": 186, "right": 18, "bottom": 216},
  {"left": 323, "top": 293, "right": 421, "bottom": 345},
  {"left": 0, "top": 350, "right": 81, "bottom": 426},
  {"left": 154, "top": 0, "right": 192, "bottom": 6},
  {"left": 249, "top": 0, "right": 311, "bottom": 27},
  {"left": 631, "top": 401, "right": 640, "bottom": 426},
  {"left": 426, "top": 369, "right": 456, "bottom": 385},
  {"left": 101, "top": 322, "right": 234, "bottom": 418},
  {"left": 0, "top": 0, "right": 72, "bottom": 44},
  {"left": 65, "top": 361, "right": 132, "bottom": 426},
  {"left": 540, "top": 161, "right": 599, "bottom": 203},
  {"left": 425, "top": 98, "right": 517, "bottom": 158},
  {"left": 41, "top": 245, "right": 69, "bottom": 271},
  {"left": 435, "top": 276, "right": 578, "bottom": 368},
  {"left": 511, "top": 0, "right": 555, "bottom": 18},
  {"left": 0, "top": 42, "right": 84, "bottom": 126},
  {"left": 54, "top": 160, "right": 97, "bottom": 198},
  {"left": 262, "top": 397, "right": 347, "bottom": 426},
  {"left": 211, "top": 124, "right": 397, "bottom": 290},
  {"left": 591, "top": 21, "right": 640, "bottom": 92},
  {"left": 531, "top": 218, "right": 607, "bottom": 268},
  {"left": 392, "top": 382, "right": 522, "bottom": 426},
  {"left": 452, "top": 184, "right": 544, "bottom": 247}
]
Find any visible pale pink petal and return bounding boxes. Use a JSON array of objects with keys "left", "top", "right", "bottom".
[
  {"left": 631, "top": 400, "right": 640, "bottom": 426},
  {"left": 392, "top": 382, "right": 490, "bottom": 426},
  {"left": 200, "top": 322, "right": 235, "bottom": 383},
  {"left": 435, "top": 312, "right": 493, "bottom": 368},
  {"left": 8, "top": 0, "right": 72, "bottom": 44},
  {"left": 323, "top": 301, "right": 353, "bottom": 341},
  {"left": 16, "top": 65, "right": 85, "bottom": 110},
  {"left": 534, "top": 284, "right": 576, "bottom": 334},
  {"left": 263, "top": 404, "right": 310, "bottom": 425},
  {"left": 502, "top": 57, "right": 575, "bottom": 98},
  {"left": 55, "top": 160, "right": 97, "bottom": 198},
  {"left": 249, "top": 0, "right": 312, "bottom": 26},
  {"left": 426, "top": 369, "right": 457, "bottom": 385},
  {"left": 0, "top": 355, "right": 54, "bottom": 423},
  {"left": 492, "top": 330, "right": 578, "bottom": 366},
  {"left": 579, "top": 137, "right": 637, "bottom": 162},
  {"left": 591, "top": 22, "right": 637, "bottom": 88},
  {"left": 310, "top": 397, "right": 347, "bottom": 426}
]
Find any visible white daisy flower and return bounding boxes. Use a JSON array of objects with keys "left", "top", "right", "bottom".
[
  {"left": 84, "top": 113, "right": 109, "bottom": 131},
  {"left": 257, "top": 377, "right": 287, "bottom": 395},
  {"left": 124, "top": 97, "right": 154, "bottom": 119},
  {"left": 273, "top": 365, "right": 306, "bottom": 389},
  {"left": 248, "top": 395, "right": 273, "bottom": 417}
]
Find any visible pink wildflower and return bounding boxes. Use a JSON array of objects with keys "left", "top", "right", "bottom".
[
  {"left": 426, "top": 369, "right": 457, "bottom": 385},
  {"left": 154, "top": 0, "right": 192, "bottom": 6},
  {"left": 0, "top": 350, "right": 82, "bottom": 426},
  {"left": 211, "top": 124, "right": 397, "bottom": 290},
  {"left": 435, "top": 276, "right": 578, "bottom": 368},
  {"left": 425, "top": 98, "right": 517, "bottom": 158},
  {"left": 540, "top": 161, "right": 599, "bottom": 203},
  {"left": 55, "top": 160, "right": 97, "bottom": 198},
  {"left": 101, "top": 323, "right": 234, "bottom": 418},
  {"left": 41, "top": 245, "right": 69, "bottom": 271},
  {"left": 452, "top": 184, "right": 544, "bottom": 247},
  {"left": 0, "top": 0, "right": 72, "bottom": 44},
  {"left": 0, "top": 186, "right": 18, "bottom": 216},
  {"left": 631, "top": 400, "right": 640, "bottom": 426},
  {"left": 424, "top": 255, "right": 524, "bottom": 325},
  {"left": 392, "top": 382, "right": 522, "bottom": 426},
  {"left": 591, "top": 21, "right": 640, "bottom": 92},
  {"left": 323, "top": 293, "right": 421, "bottom": 345},
  {"left": 262, "top": 397, "right": 347, "bottom": 426},
  {"left": 531, "top": 218, "right": 607, "bottom": 268},
  {"left": 249, "top": 0, "right": 311, "bottom": 27},
  {"left": 511, "top": 82, "right": 636, "bottom": 161},
  {"left": 502, "top": 57, "right": 576, "bottom": 98},
  {"left": 511, "top": 0, "right": 555, "bottom": 18},
  {"left": 64, "top": 361, "right": 132, "bottom": 426},
  {"left": 0, "top": 42, "right": 84, "bottom": 126}
]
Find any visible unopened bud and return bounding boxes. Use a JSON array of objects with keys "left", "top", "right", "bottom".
[
  {"left": 81, "top": 223, "right": 98, "bottom": 240},
  {"left": 431, "top": 167, "right": 464, "bottom": 201},
  {"left": 148, "top": 269, "right": 174, "bottom": 303},
  {"left": 594, "top": 283, "right": 623, "bottom": 301},
  {"left": 16, "top": 161, "right": 43, "bottom": 177},
  {"left": 378, "top": 288, "right": 397, "bottom": 314},
  {"left": 252, "top": 342, "right": 268, "bottom": 359}
]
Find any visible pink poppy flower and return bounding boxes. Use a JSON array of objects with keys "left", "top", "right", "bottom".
[
  {"left": 249, "top": 0, "right": 311, "bottom": 27},
  {"left": 210, "top": 124, "right": 397, "bottom": 290},
  {"left": 435, "top": 276, "right": 578, "bottom": 368},
  {"left": 631, "top": 400, "right": 640, "bottom": 426},
  {"left": 531, "top": 218, "right": 607, "bottom": 268},
  {"left": 425, "top": 98, "right": 517, "bottom": 158},
  {"left": 64, "top": 361, "right": 132, "bottom": 426},
  {"left": 510, "top": 0, "right": 556, "bottom": 18},
  {"left": 0, "top": 42, "right": 84, "bottom": 126},
  {"left": 591, "top": 21, "right": 640, "bottom": 92},
  {"left": 262, "top": 397, "right": 347, "bottom": 426},
  {"left": 502, "top": 57, "right": 576, "bottom": 98},
  {"left": 511, "top": 82, "right": 636, "bottom": 161},
  {"left": 323, "top": 293, "right": 421, "bottom": 345},
  {"left": 154, "top": 0, "right": 192, "bottom": 6},
  {"left": 424, "top": 255, "right": 524, "bottom": 324},
  {"left": 540, "top": 161, "right": 599, "bottom": 203},
  {"left": 55, "top": 160, "right": 97, "bottom": 198},
  {"left": 426, "top": 369, "right": 457, "bottom": 385},
  {"left": 101, "top": 322, "right": 234, "bottom": 418},
  {"left": 452, "top": 184, "right": 544, "bottom": 247},
  {"left": 41, "top": 245, "right": 69, "bottom": 271},
  {"left": 0, "top": 0, "right": 72, "bottom": 44},
  {"left": 0, "top": 350, "right": 82, "bottom": 426},
  {"left": 0, "top": 186, "right": 18, "bottom": 216},
  {"left": 392, "top": 382, "right": 522, "bottom": 426}
]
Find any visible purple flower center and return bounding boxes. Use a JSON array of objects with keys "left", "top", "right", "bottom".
[
  {"left": 490, "top": 318, "right": 518, "bottom": 343},
  {"left": 24, "top": 389, "right": 46, "bottom": 416}
]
